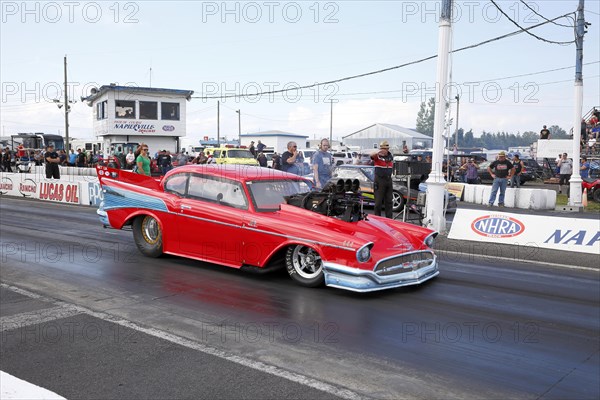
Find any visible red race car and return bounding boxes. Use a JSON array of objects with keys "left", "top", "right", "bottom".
[{"left": 96, "top": 164, "right": 439, "bottom": 292}]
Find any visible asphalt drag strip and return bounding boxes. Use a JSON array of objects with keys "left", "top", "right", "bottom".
[{"left": 0, "top": 285, "right": 360, "bottom": 400}]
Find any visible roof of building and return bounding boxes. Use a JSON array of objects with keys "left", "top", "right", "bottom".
[
  {"left": 343, "top": 123, "right": 433, "bottom": 140},
  {"left": 82, "top": 85, "right": 194, "bottom": 104},
  {"left": 241, "top": 130, "right": 309, "bottom": 138}
]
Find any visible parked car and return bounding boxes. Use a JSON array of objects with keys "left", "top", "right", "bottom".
[
  {"left": 332, "top": 151, "right": 356, "bottom": 166},
  {"left": 95, "top": 164, "right": 439, "bottom": 292},
  {"left": 475, "top": 161, "right": 534, "bottom": 185},
  {"left": 329, "top": 165, "right": 408, "bottom": 212},
  {"left": 211, "top": 147, "right": 259, "bottom": 166}
]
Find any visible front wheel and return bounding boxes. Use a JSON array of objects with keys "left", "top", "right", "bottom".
[
  {"left": 392, "top": 191, "right": 405, "bottom": 212},
  {"left": 285, "top": 245, "right": 324, "bottom": 287},
  {"left": 593, "top": 188, "right": 600, "bottom": 203},
  {"left": 132, "top": 215, "right": 163, "bottom": 257}
]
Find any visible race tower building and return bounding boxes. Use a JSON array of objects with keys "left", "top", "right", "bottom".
[{"left": 82, "top": 84, "right": 194, "bottom": 155}]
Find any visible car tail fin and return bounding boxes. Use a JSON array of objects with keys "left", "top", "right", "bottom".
[{"left": 96, "top": 165, "right": 162, "bottom": 191}]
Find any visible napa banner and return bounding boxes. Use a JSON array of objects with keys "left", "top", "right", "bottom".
[{"left": 448, "top": 209, "right": 600, "bottom": 255}]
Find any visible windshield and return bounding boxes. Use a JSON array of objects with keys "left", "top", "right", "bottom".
[
  {"left": 303, "top": 150, "right": 315, "bottom": 160},
  {"left": 247, "top": 179, "right": 312, "bottom": 212},
  {"left": 228, "top": 149, "right": 254, "bottom": 158},
  {"left": 361, "top": 167, "right": 375, "bottom": 181}
]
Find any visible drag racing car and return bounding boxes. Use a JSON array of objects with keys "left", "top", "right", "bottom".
[{"left": 95, "top": 164, "right": 439, "bottom": 292}]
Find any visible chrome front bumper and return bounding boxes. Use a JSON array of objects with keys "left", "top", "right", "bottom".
[{"left": 323, "top": 252, "right": 439, "bottom": 293}]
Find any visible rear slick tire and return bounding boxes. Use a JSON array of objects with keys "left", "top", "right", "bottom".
[{"left": 132, "top": 215, "right": 163, "bottom": 258}]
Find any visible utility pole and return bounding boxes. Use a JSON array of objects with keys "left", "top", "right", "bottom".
[
  {"left": 217, "top": 101, "right": 220, "bottom": 146},
  {"left": 454, "top": 94, "right": 460, "bottom": 147},
  {"left": 63, "top": 55, "right": 70, "bottom": 152},
  {"left": 329, "top": 100, "right": 333, "bottom": 144},
  {"left": 569, "top": 0, "right": 586, "bottom": 207},
  {"left": 236, "top": 109, "right": 241, "bottom": 145},
  {"left": 425, "top": 0, "right": 453, "bottom": 233}
]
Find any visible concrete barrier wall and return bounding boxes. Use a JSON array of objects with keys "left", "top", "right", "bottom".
[
  {"left": 460, "top": 183, "right": 556, "bottom": 210},
  {"left": 0, "top": 171, "right": 102, "bottom": 206}
]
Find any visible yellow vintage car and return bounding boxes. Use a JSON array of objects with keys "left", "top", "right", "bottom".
[{"left": 210, "top": 147, "right": 259, "bottom": 166}]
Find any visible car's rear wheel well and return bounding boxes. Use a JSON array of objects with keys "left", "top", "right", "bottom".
[{"left": 263, "top": 246, "right": 288, "bottom": 270}]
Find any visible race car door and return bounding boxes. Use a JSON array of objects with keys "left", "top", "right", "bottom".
[{"left": 177, "top": 173, "right": 248, "bottom": 267}]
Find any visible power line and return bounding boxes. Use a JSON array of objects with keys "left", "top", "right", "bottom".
[
  {"left": 519, "top": 0, "right": 575, "bottom": 28},
  {"left": 332, "top": 61, "right": 600, "bottom": 97},
  {"left": 193, "top": 11, "right": 578, "bottom": 101},
  {"left": 490, "top": 0, "right": 575, "bottom": 45}
]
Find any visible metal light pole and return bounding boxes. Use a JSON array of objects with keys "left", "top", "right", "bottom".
[
  {"left": 454, "top": 94, "right": 460, "bottom": 147},
  {"left": 329, "top": 100, "right": 333, "bottom": 144},
  {"left": 217, "top": 100, "right": 220, "bottom": 146},
  {"left": 63, "top": 55, "right": 70, "bottom": 151},
  {"left": 236, "top": 109, "right": 241, "bottom": 145},
  {"left": 425, "top": 0, "right": 453, "bottom": 233},
  {"left": 569, "top": 0, "right": 586, "bottom": 207}
]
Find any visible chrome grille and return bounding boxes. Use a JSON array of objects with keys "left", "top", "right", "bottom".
[{"left": 374, "top": 251, "right": 435, "bottom": 276}]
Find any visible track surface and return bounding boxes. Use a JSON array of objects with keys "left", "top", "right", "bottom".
[{"left": 1, "top": 197, "right": 598, "bottom": 399}]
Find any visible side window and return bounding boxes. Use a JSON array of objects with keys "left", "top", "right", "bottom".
[
  {"left": 139, "top": 101, "right": 158, "bottom": 120},
  {"left": 164, "top": 174, "right": 188, "bottom": 196},
  {"left": 161, "top": 102, "right": 180, "bottom": 120},
  {"left": 188, "top": 175, "right": 248, "bottom": 209},
  {"left": 115, "top": 100, "right": 135, "bottom": 119}
]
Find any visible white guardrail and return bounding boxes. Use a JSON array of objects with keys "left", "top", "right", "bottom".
[{"left": 1, "top": 168, "right": 103, "bottom": 206}]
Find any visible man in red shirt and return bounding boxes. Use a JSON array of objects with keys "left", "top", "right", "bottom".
[
  {"left": 16, "top": 144, "right": 25, "bottom": 159},
  {"left": 370, "top": 140, "right": 394, "bottom": 218}
]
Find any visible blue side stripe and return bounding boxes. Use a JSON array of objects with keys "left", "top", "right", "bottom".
[{"left": 102, "top": 186, "right": 168, "bottom": 213}]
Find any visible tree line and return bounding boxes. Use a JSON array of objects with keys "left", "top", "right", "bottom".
[{"left": 415, "top": 97, "right": 570, "bottom": 149}]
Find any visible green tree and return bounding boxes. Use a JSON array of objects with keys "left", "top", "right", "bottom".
[
  {"left": 548, "top": 125, "right": 569, "bottom": 139},
  {"left": 416, "top": 97, "right": 435, "bottom": 137}
]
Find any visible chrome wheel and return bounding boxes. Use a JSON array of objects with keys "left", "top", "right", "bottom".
[{"left": 285, "top": 245, "right": 324, "bottom": 287}]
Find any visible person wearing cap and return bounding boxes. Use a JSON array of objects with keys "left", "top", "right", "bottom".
[
  {"left": 157, "top": 149, "right": 172, "bottom": 175},
  {"left": 557, "top": 153, "right": 573, "bottom": 195},
  {"left": 256, "top": 140, "right": 266, "bottom": 154},
  {"left": 510, "top": 154, "right": 524, "bottom": 188},
  {"left": 487, "top": 151, "right": 514, "bottom": 207},
  {"left": 580, "top": 156, "right": 590, "bottom": 179},
  {"left": 540, "top": 125, "right": 550, "bottom": 139},
  {"left": 44, "top": 144, "right": 61, "bottom": 179},
  {"left": 249, "top": 141, "right": 256, "bottom": 158},
  {"left": 459, "top": 158, "right": 479, "bottom": 184},
  {"left": 370, "top": 140, "right": 394, "bottom": 218},
  {"left": 312, "top": 138, "right": 333, "bottom": 188}
]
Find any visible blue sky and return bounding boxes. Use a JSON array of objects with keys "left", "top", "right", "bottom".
[{"left": 1, "top": 0, "right": 599, "bottom": 143}]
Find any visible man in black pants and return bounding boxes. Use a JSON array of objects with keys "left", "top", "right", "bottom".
[
  {"left": 371, "top": 140, "right": 394, "bottom": 218},
  {"left": 45, "top": 145, "right": 61, "bottom": 179}
]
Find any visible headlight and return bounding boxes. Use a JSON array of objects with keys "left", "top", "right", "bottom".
[
  {"left": 424, "top": 233, "right": 437, "bottom": 248},
  {"left": 356, "top": 244, "right": 372, "bottom": 263}
]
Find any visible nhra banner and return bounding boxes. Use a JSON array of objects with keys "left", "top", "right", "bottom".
[{"left": 449, "top": 209, "right": 600, "bottom": 255}]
